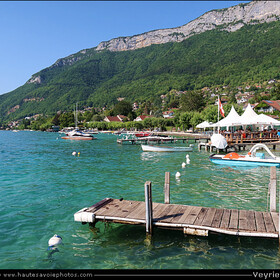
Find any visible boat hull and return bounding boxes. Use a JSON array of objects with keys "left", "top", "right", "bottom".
[
  {"left": 61, "top": 136, "right": 94, "bottom": 140},
  {"left": 141, "top": 144, "right": 193, "bottom": 152},
  {"left": 209, "top": 155, "right": 280, "bottom": 167}
]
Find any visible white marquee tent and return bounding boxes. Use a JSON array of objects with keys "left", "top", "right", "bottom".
[
  {"left": 233, "top": 103, "right": 259, "bottom": 126},
  {"left": 254, "top": 113, "right": 280, "bottom": 126},
  {"left": 197, "top": 103, "right": 280, "bottom": 130},
  {"left": 211, "top": 106, "right": 241, "bottom": 129},
  {"left": 196, "top": 121, "right": 212, "bottom": 129}
]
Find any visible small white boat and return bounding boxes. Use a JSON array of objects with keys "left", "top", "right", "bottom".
[
  {"left": 62, "top": 129, "right": 96, "bottom": 140},
  {"left": 141, "top": 144, "right": 193, "bottom": 152},
  {"left": 209, "top": 143, "right": 280, "bottom": 167},
  {"left": 61, "top": 103, "right": 96, "bottom": 140}
]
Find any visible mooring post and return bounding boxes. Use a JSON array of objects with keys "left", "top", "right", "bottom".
[
  {"left": 145, "top": 181, "right": 153, "bottom": 236},
  {"left": 269, "top": 166, "right": 277, "bottom": 213},
  {"left": 164, "top": 172, "right": 170, "bottom": 204}
]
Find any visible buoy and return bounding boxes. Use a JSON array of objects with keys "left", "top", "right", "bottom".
[
  {"left": 186, "top": 155, "right": 190, "bottom": 164},
  {"left": 72, "top": 151, "right": 77, "bottom": 156},
  {"left": 48, "top": 234, "right": 63, "bottom": 247},
  {"left": 175, "top": 171, "right": 181, "bottom": 178},
  {"left": 182, "top": 162, "right": 186, "bottom": 168}
]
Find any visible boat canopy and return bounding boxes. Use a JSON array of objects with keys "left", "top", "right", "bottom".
[{"left": 248, "top": 143, "right": 277, "bottom": 159}]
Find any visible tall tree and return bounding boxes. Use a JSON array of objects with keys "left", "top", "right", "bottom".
[{"left": 180, "top": 91, "right": 205, "bottom": 112}]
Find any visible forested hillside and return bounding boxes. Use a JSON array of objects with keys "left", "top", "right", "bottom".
[{"left": 1, "top": 20, "right": 280, "bottom": 122}]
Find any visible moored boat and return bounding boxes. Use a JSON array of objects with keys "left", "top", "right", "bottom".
[
  {"left": 61, "top": 103, "right": 96, "bottom": 140},
  {"left": 209, "top": 143, "right": 280, "bottom": 167},
  {"left": 61, "top": 129, "right": 96, "bottom": 140},
  {"left": 134, "top": 132, "right": 151, "bottom": 137},
  {"left": 141, "top": 144, "right": 193, "bottom": 152}
]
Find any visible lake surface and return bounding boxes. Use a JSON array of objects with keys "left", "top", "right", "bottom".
[{"left": 1, "top": 130, "right": 280, "bottom": 270}]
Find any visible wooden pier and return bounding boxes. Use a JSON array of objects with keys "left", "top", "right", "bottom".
[
  {"left": 74, "top": 168, "right": 280, "bottom": 241},
  {"left": 198, "top": 140, "right": 280, "bottom": 153},
  {"left": 117, "top": 136, "right": 209, "bottom": 145}
]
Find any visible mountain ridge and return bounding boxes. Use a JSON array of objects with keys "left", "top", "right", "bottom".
[
  {"left": 95, "top": 1, "right": 280, "bottom": 52},
  {"left": 1, "top": 1, "right": 280, "bottom": 122},
  {"left": 28, "top": 0, "right": 280, "bottom": 84}
]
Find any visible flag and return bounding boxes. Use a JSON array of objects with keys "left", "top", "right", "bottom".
[{"left": 218, "top": 97, "right": 225, "bottom": 118}]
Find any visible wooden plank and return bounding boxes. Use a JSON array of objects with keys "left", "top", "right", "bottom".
[
  {"left": 239, "top": 210, "right": 248, "bottom": 231},
  {"left": 117, "top": 200, "right": 142, "bottom": 218},
  {"left": 161, "top": 204, "right": 187, "bottom": 223},
  {"left": 102, "top": 199, "right": 135, "bottom": 217},
  {"left": 193, "top": 208, "right": 208, "bottom": 226},
  {"left": 176, "top": 206, "right": 196, "bottom": 224},
  {"left": 202, "top": 208, "right": 217, "bottom": 227},
  {"left": 247, "top": 211, "right": 256, "bottom": 232},
  {"left": 271, "top": 212, "right": 279, "bottom": 232},
  {"left": 263, "top": 212, "right": 276, "bottom": 233},
  {"left": 239, "top": 210, "right": 256, "bottom": 231},
  {"left": 153, "top": 204, "right": 175, "bottom": 222},
  {"left": 152, "top": 203, "right": 170, "bottom": 220},
  {"left": 228, "top": 209, "right": 239, "bottom": 229},
  {"left": 86, "top": 198, "right": 113, "bottom": 213},
  {"left": 220, "top": 209, "right": 230, "bottom": 229},
  {"left": 169, "top": 205, "right": 188, "bottom": 223},
  {"left": 211, "top": 208, "right": 224, "bottom": 228},
  {"left": 255, "top": 211, "right": 266, "bottom": 233},
  {"left": 101, "top": 200, "right": 130, "bottom": 218},
  {"left": 124, "top": 201, "right": 146, "bottom": 219},
  {"left": 93, "top": 199, "right": 119, "bottom": 216},
  {"left": 183, "top": 206, "right": 202, "bottom": 225}
]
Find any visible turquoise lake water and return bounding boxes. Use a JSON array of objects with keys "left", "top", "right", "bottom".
[{"left": 1, "top": 130, "right": 280, "bottom": 270}]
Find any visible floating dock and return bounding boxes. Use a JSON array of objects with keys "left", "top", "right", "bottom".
[
  {"left": 74, "top": 197, "right": 279, "bottom": 239},
  {"left": 74, "top": 168, "right": 280, "bottom": 241}
]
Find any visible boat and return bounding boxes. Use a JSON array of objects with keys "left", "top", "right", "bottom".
[
  {"left": 134, "top": 132, "right": 151, "bottom": 137},
  {"left": 209, "top": 143, "right": 280, "bottom": 167},
  {"left": 61, "top": 129, "right": 96, "bottom": 140},
  {"left": 61, "top": 103, "right": 96, "bottom": 140},
  {"left": 141, "top": 144, "right": 193, "bottom": 152}
]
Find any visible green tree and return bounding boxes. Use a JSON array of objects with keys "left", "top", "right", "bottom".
[
  {"left": 180, "top": 91, "right": 204, "bottom": 112},
  {"left": 113, "top": 100, "right": 133, "bottom": 116},
  {"left": 179, "top": 112, "right": 193, "bottom": 131},
  {"left": 59, "top": 112, "right": 74, "bottom": 127},
  {"left": 190, "top": 112, "right": 203, "bottom": 131}
]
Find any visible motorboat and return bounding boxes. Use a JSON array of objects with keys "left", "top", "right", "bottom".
[
  {"left": 141, "top": 144, "right": 193, "bottom": 152},
  {"left": 134, "top": 132, "right": 151, "bottom": 137},
  {"left": 209, "top": 143, "right": 280, "bottom": 167}
]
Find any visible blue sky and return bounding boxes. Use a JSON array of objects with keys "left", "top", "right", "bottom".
[{"left": 0, "top": 1, "right": 248, "bottom": 95}]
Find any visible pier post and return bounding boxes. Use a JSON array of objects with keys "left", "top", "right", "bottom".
[
  {"left": 269, "top": 166, "right": 277, "bottom": 212},
  {"left": 164, "top": 172, "right": 170, "bottom": 204},
  {"left": 145, "top": 181, "right": 153, "bottom": 236}
]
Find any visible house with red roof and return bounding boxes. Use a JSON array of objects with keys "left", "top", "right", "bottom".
[
  {"left": 134, "top": 115, "right": 153, "bottom": 122},
  {"left": 257, "top": 100, "right": 280, "bottom": 114},
  {"left": 104, "top": 115, "right": 126, "bottom": 122}
]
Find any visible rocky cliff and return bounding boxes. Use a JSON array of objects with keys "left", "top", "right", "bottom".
[
  {"left": 96, "top": 1, "right": 280, "bottom": 52},
  {"left": 28, "top": 1, "right": 280, "bottom": 84}
]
